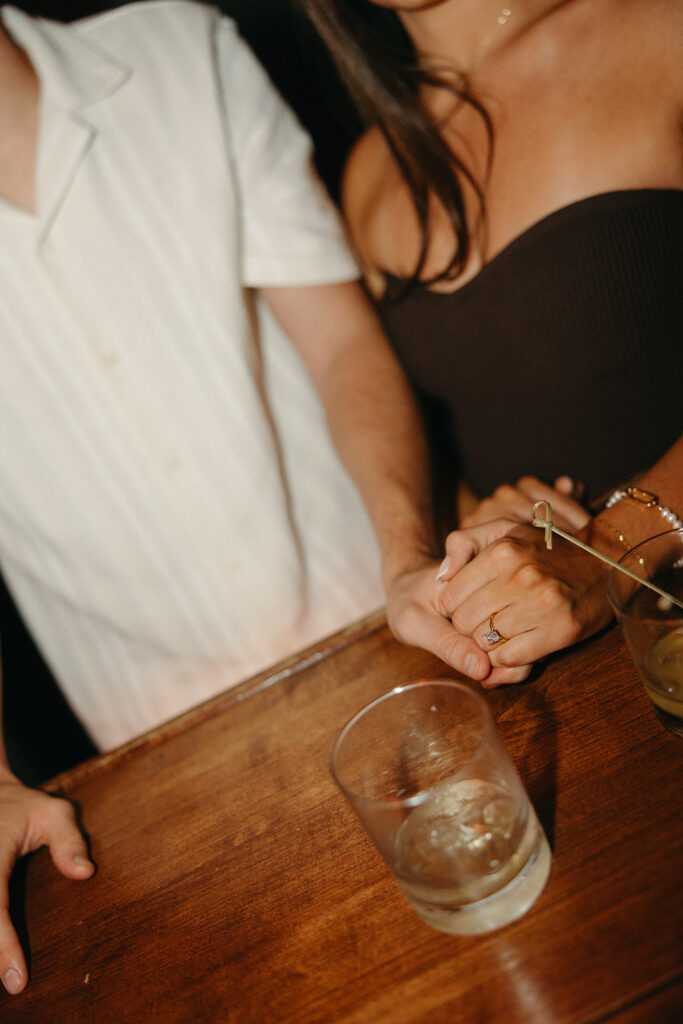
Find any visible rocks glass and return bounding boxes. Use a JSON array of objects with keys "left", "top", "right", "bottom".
[{"left": 331, "top": 680, "right": 551, "bottom": 935}]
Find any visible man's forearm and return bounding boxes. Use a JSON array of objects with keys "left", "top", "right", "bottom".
[
  {"left": 315, "top": 326, "right": 440, "bottom": 584},
  {"left": 263, "top": 280, "right": 441, "bottom": 585}
]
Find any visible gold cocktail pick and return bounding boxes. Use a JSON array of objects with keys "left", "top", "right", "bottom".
[{"left": 531, "top": 500, "right": 683, "bottom": 613}]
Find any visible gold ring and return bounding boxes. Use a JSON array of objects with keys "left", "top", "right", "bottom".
[{"left": 482, "top": 614, "right": 508, "bottom": 647}]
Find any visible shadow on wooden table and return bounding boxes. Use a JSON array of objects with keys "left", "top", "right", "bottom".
[{"left": 493, "top": 657, "right": 562, "bottom": 851}]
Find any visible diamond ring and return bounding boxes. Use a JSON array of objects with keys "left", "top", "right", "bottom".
[{"left": 482, "top": 614, "right": 508, "bottom": 646}]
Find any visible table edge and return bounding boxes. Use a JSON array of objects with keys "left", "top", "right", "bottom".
[{"left": 46, "top": 607, "right": 388, "bottom": 794}]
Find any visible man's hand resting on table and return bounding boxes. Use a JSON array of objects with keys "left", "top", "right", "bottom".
[{"left": 0, "top": 765, "right": 94, "bottom": 995}]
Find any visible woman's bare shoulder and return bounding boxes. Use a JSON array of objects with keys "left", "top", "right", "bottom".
[
  {"left": 341, "top": 128, "right": 397, "bottom": 257},
  {"left": 341, "top": 127, "right": 420, "bottom": 294}
]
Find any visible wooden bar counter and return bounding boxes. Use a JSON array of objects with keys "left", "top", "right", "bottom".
[{"left": 2, "top": 612, "right": 682, "bottom": 1023}]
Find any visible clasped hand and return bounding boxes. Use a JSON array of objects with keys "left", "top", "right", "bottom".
[{"left": 387, "top": 476, "right": 613, "bottom": 687}]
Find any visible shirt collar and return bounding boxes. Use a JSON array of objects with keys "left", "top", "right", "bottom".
[{"left": 1, "top": 5, "right": 129, "bottom": 112}]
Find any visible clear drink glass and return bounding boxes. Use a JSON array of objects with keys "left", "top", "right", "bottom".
[
  {"left": 331, "top": 680, "right": 551, "bottom": 935},
  {"left": 606, "top": 528, "right": 683, "bottom": 738}
]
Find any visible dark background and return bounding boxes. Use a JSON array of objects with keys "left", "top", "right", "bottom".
[{"left": 1, "top": 0, "right": 360, "bottom": 784}]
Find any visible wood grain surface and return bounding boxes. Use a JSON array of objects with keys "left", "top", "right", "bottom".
[{"left": 2, "top": 613, "right": 682, "bottom": 1023}]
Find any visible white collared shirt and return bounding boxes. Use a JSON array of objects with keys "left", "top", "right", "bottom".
[{"left": 0, "top": 2, "right": 383, "bottom": 749}]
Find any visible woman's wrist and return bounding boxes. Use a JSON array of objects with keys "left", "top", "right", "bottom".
[
  {"left": 598, "top": 486, "right": 683, "bottom": 553},
  {"left": 593, "top": 518, "right": 632, "bottom": 554},
  {"left": 580, "top": 517, "right": 633, "bottom": 564},
  {"left": 583, "top": 485, "right": 683, "bottom": 576},
  {"left": 604, "top": 486, "right": 683, "bottom": 532}
]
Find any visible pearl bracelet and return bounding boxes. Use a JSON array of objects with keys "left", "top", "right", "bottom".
[{"left": 605, "top": 486, "right": 683, "bottom": 530}]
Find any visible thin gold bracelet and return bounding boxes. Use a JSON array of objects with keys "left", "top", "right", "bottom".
[
  {"left": 594, "top": 519, "right": 648, "bottom": 574},
  {"left": 596, "top": 519, "right": 631, "bottom": 550}
]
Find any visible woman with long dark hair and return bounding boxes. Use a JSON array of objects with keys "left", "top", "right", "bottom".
[{"left": 303, "top": 0, "right": 683, "bottom": 686}]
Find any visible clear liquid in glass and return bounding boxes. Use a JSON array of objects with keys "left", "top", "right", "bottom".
[{"left": 394, "top": 777, "right": 551, "bottom": 934}]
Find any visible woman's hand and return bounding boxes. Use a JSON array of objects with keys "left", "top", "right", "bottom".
[
  {"left": 0, "top": 766, "right": 95, "bottom": 995},
  {"left": 434, "top": 517, "right": 614, "bottom": 687},
  {"left": 459, "top": 475, "right": 589, "bottom": 532}
]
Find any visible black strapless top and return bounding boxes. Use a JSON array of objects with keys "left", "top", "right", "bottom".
[{"left": 378, "top": 189, "right": 682, "bottom": 501}]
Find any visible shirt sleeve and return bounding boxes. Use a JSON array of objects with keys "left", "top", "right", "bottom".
[{"left": 214, "top": 17, "right": 360, "bottom": 288}]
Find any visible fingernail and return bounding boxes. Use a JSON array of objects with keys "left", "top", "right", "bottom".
[
  {"left": 464, "top": 654, "right": 477, "bottom": 676},
  {"left": 73, "top": 855, "right": 93, "bottom": 873},
  {"left": 3, "top": 968, "right": 22, "bottom": 994},
  {"left": 436, "top": 556, "right": 451, "bottom": 581}
]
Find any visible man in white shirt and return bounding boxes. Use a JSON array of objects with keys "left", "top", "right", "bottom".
[
  {"left": 0, "top": 1, "right": 390, "bottom": 752},
  {"left": 0, "top": 1, "right": 483, "bottom": 995}
]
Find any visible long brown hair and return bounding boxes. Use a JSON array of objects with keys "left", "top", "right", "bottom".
[{"left": 300, "top": 0, "right": 492, "bottom": 287}]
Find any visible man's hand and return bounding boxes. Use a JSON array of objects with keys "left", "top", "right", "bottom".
[
  {"left": 385, "top": 556, "right": 493, "bottom": 682},
  {"left": 0, "top": 766, "right": 94, "bottom": 995}
]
